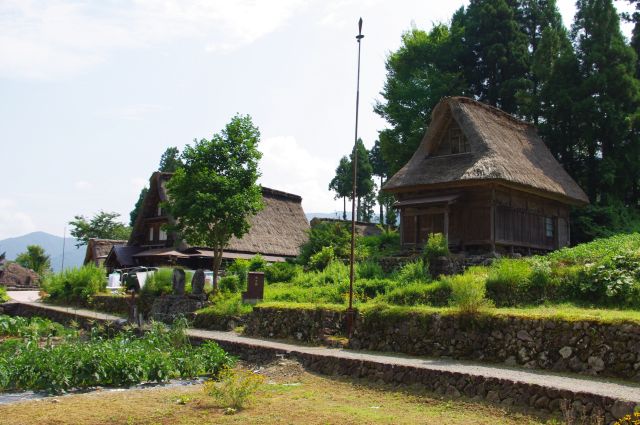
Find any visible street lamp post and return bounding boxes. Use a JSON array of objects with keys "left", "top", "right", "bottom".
[{"left": 347, "top": 18, "right": 364, "bottom": 337}]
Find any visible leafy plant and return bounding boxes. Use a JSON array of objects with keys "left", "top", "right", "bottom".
[
  {"left": 382, "top": 280, "right": 451, "bottom": 306},
  {"left": 264, "top": 262, "right": 300, "bottom": 284},
  {"left": 395, "top": 259, "right": 430, "bottom": 284},
  {"left": 42, "top": 265, "right": 107, "bottom": 302},
  {"left": 308, "top": 246, "right": 336, "bottom": 271},
  {"left": 445, "top": 267, "right": 491, "bottom": 314},
  {"left": 203, "top": 368, "right": 264, "bottom": 410},
  {"left": 423, "top": 233, "right": 449, "bottom": 261}
]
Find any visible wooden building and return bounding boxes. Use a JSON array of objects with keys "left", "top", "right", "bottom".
[
  {"left": 83, "top": 238, "right": 126, "bottom": 267},
  {"left": 383, "top": 97, "right": 588, "bottom": 254},
  {"left": 105, "top": 172, "right": 310, "bottom": 270}
]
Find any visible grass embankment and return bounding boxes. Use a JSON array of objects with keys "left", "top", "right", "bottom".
[{"left": 0, "top": 365, "right": 555, "bottom": 425}]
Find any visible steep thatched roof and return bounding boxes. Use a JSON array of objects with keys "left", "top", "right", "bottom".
[
  {"left": 129, "top": 172, "right": 309, "bottom": 258},
  {"left": 83, "top": 238, "right": 127, "bottom": 266},
  {"left": 384, "top": 97, "right": 589, "bottom": 205}
]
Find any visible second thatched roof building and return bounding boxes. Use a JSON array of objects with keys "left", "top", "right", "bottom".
[{"left": 384, "top": 97, "right": 588, "bottom": 254}]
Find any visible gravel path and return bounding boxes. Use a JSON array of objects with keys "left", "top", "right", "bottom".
[
  {"left": 6, "top": 291, "right": 40, "bottom": 303},
  {"left": 9, "top": 301, "right": 640, "bottom": 404}
]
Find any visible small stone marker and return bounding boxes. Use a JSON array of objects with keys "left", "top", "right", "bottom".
[
  {"left": 242, "top": 271, "right": 265, "bottom": 304},
  {"left": 172, "top": 268, "right": 185, "bottom": 296},
  {"left": 191, "top": 269, "right": 205, "bottom": 295}
]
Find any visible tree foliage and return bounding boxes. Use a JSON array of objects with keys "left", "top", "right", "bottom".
[
  {"left": 375, "top": 0, "right": 640, "bottom": 241},
  {"left": 158, "top": 147, "right": 184, "bottom": 173},
  {"left": 164, "top": 114, "right": 263, "bottom": 289},
  {"left": 15, "top": 245, "right": 51, "bottom": 276},
  {"left": 69, "top": 211, "right": 130, "bottom": 247}
]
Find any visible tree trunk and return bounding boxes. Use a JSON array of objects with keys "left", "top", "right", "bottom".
[
  {"left": 212, "top": 248, "right": 223, "bottom": 292},
  {"left": 379, "top": 176, "right": 384, "bottom": 224},
  {"left": 357, "top": 196, "right": 361, "bottom": 221},
  {"left": 343, "top": 197, "right": 346, "bottom": 220}
]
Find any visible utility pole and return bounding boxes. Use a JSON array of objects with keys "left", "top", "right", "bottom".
[{"left": 347, "top": 17, "right": 364, "bottom": 337}]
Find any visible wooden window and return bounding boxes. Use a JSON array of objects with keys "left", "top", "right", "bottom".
[
  {"left": 545, "top": 217, "right": 554, "bottom": 238},
  {"left": 449, "top": 127, "right": 469, "bottom": 154},
  {"left": 148, "top": 227, "right": 154, "bottom": 241},
  {"left": 159, "top": 228, "right": 167, "bottom": 241}
]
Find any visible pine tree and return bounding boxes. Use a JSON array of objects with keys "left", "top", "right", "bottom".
[
  {"left": 464, "top": 0, "right": 531, "bottom": 114},
  {"left": 572, "top": 0, "right": 640, "bottom": 202},
  {"left": 328, "top": 156, "right": 351, "bottom": 220}
]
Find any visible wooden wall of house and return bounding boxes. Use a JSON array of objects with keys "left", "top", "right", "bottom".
[{"left": 397, "top": 185, "right": 571, "bottom": 252}]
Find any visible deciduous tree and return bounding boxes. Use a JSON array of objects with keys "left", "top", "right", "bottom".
[
  {"left": 69, "top": 212, "right": 130, "bottom": 247},
  {"left": 164, "top": 115, "right": 263, "bottom": 290}
]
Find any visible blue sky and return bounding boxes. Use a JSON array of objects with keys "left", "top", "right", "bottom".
[{"left": 0, "top": 0, "right": 634, "bottom": 239}]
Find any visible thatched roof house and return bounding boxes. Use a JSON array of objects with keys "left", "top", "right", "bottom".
[
  {"left": 384, "top": 97, "right": 588, "bottom": 253},
  {"left": 105, "top": 172, "right": 309, "bottom": 270},
  {"left": 83, "top": 238, "right": 126, "bottom": 267}
]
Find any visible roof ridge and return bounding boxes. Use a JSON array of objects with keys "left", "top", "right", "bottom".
[{"left": 446, "top": 96, "right": 534, "bottom": 129}]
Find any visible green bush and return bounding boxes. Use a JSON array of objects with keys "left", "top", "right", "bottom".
[
  {"left": 219, "top": 274, "right": 242, "bottom": 293},
  {"left": 571, "top": 202, "right": 640, "bottom": 245},
  {"left": 298, "top": 221, "right": 351, "bottom": 265},
  {"left": 355, "top": 278, "right": 397, "bottom": 301},
  {"left": 308, "top": 246, "right": 336, "bottom": 271},
  {"left": 0, "top": 287, "right": 7, "bottom": 303},
  {"left": 445, "top": 267, "right": 490, "bottom": 313},
  {"left": 264, "top": 262, "right": 300, "bottom": 284},
  {"left": 201, "top": 293, "right": 253, "bottom": 316},
  {"left": 248, "top": 255, "right": 267, "bottom": 272},
  {"left": 226, "top": 259, "right": 251, "bottom": 285},
  {"left": 395, "top": 259, "right": 430, "bottom": 284},
  {"left": 382, "top": 280, "right": 452, "bottom": 306},
  {"left": 265, "top": 282, "right": 344, "bottom": 304},
  {"left": 485, "top": 259, "right": 532, "bottom": 307},
  {"left": 359, "top": 227, "right": 401, "bottom": 259},
  {"left": 141, "top": 268, "right": 174, "bottom": 296},
  {"left": 356, "top": 261, "right": 385, "bottom": 279},
  {"left": 423, "top": 233, "right": 449, "bottom": 260},
  {"left": 42, "top": 265, "right": 106, "bottom": 302}
]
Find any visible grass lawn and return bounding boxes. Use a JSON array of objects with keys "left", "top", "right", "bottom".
[{"left": 0, "top": 364, "right": 558, "bottom": 425}]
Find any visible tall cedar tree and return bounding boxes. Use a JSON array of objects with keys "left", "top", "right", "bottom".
[
  {"left": 350, "top": 139, "right": 375, "bottom": 222},
  {"left": 464, "top": 0, "right": 531, "bottom": 115},
  {"left": 369, "top": 140, "right": 388, "bottom": 224},
  {"left": 572, "top": 0, "right": 640, "bottom": 203},
  {"left": 164, "top": 115, "right": 263, "bottom": 290},
  {"left": 328, "top": 156, "right": 351, "bottom": 220}
]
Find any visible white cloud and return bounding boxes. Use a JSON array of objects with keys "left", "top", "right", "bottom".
[
  {"left": 0, "top": 0, "right": 306, "bottom": 79},
  {"left": 74, "top": 180, "right": 93, "bottom": 190},
  {"left": 259, "top": 135, "right": 341, "bottom": 213},
  {"left": 0, "top": 198, "right": 37, "bottom": 239}
]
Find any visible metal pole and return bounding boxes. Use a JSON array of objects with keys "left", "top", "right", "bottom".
[{"left": 348, "top": 18, "right": 364, "bottom": 337}]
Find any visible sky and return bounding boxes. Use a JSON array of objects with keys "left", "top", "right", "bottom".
[{"left": 0, "top": 0, "right": 635, "bottom": 240}]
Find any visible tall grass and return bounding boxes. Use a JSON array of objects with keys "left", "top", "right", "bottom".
[
  {"left": 42, "top": 265, "right": 106, "bottom": 302},
  {"left": 445, "top": 267, "right": 491, "bottom": 313}
]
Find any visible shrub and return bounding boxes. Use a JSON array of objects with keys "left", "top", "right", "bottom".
[
  {"left": 226, "top": 259, "right": 251, "bottom": 285},
  {"left": 485, "top": 259, "right": 532, "bottom": 307},
  {"left": 308, "top": 246, "right": 335, "bottom": 271},
  {"left": 203, "top": 368, "right": 264, "bottom": 410},
  {"left": 445, "top": 267, "right": 490, "bottom": 314},
  {"left": 395, "top": 259, "right": 430, "bottom": 284},
  {"left": 265, "top": 282, "right": 344, "bottom": 304},
  {"left": 423, "top": 233, "right": 449, "bottom": 261},
  {"left": 141, "top": 268, "right": 174, "bottom": 296},
  {"left": 355, "top": 278, "right": 397, "bottom": 301},
  {"left": 382, "top": 280, "right": 452, "bottom": 306},
  {"left": 298, "top": 221, "right": 351, "bottom": 265},
  {"left": 42, "top": 265, "right": 106, "bottom": 302},
  {"left": 0, "top": 287, "right": 7, "bottom": 303},
  {"left": 264, "top": 262, "right": 300, "bottom": 284},
  {"left": 356, "top": 261, "right": 385, "bottom": 279},
  {"left": 359, "top": 227, "right": 401, "bottom": 258},
  {"left": 203, "top": 293, "right": 253, "bottom": 316},
  {"left": 219, "top": 275, "right": 242, "bottom": 293},
  {"left": 248, "top": 255, "right": 267, "bottom": 272}
]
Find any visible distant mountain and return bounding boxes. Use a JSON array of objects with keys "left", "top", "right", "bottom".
[
  {"left": 305, "top": 212, "right": 344, "bottom": 222},
  {"left": 0, "top": 232, "right": 84, "bottom": 272}
]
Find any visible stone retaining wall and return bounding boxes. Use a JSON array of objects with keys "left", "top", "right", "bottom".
[
  {"left": 186, "top": 334, "right": 637, "bottom": 424},
  {"left": 244, "top": 305, "right": 347, "bottom": 343},
  {"left": 350, "top": 309, "right": 640, "bottom": 383},
  {"left": 242, "top": 305, "right": 640, "bottom": 383}
]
